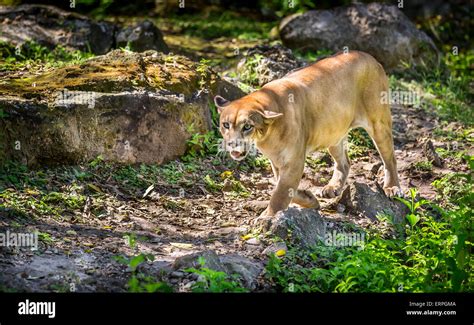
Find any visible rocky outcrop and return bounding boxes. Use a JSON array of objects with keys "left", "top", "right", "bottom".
[
  {"left": 269, "top": 207, "right": 327, "bottom": 248},
  {"left": 116, "top": 20, "right": 169, "bottom": 53},
  {"left": 0, "top": 5, "right": 169, "bottom": 55},
  {"left": 0, "top": 50, "right": 244, "bottom": 166},
  {"left": 236, "top": 44, "right": 305, "bottom": 87},
  {"left": 279, "top": 3, "right": 439, "bottom": 72},
  {"left": 0, "top": 4, "right": 116, "bottom": 54}
]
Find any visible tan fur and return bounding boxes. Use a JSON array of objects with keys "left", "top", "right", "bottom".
[{"left": 215, "top": 51, "right": 400, "bottom": 218}]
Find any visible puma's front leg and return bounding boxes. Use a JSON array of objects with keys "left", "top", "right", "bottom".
[{"left": 260, "top": 161, "right": 305, "bottom": 217}]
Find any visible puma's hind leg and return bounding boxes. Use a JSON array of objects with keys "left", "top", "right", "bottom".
[
  {"left": 366, "top": 120, "right": 400, "bottom": 197},
  {"left": 321, "top": 137, "right": 350, "bottom": 198}
]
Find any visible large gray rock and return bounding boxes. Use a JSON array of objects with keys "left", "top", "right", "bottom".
[
  {"left": 116, "top": 20, "right": 169, "bottom": 53},
  {"left": 219, "top": 255, "right": 263, "bottom": 289},
  {"left": 279, "top": 3, "right": 439, "bottom": 72},
  {"left": 270, "top": 207, "right": 326, "bottom": 248},
  {"left": 237, "top": 44, "right": 305, "bottom": 87},
  {"left": 173, "top": 250, "right": 263, "bottom": 290},
  {"left": 338, "top": 182, "right": 409, "bottom": 222},
  {"left": 0, "top": 5, "right": 116, "bottom": 54},
  {"left": 0, "top": 50, "right": 244, "bottom": 166},
  {"left": 173, "top": 250, "right": 225, "bottom": 272}
]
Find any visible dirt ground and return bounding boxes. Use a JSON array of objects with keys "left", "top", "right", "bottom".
[{"left": 1, "top": 95, "right": 471, "bottom": 292}]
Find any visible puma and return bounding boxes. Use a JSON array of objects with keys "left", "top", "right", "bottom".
[{"left": 214, "top": 51, "right": 400, "bottom": 219}]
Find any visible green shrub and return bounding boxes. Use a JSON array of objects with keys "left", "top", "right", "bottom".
[{"left": 266, "top": 162, "right": 473, "bottom": 292}]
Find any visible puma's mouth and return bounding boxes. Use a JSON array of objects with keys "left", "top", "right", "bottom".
[{"left": 230, "top": 150, "right": 247, "bottom": 161}]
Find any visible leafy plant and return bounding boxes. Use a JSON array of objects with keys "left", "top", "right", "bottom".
[
  {"left": 395, "top": 188, "right": 429, "bottom": 227},
  {"left": 266, "top": 163, "right": 473, "bottom": 292},
  {"left": 113, "top": 234, "right": 172, "bottom": 293},
  {"left": 183, "top": 130, "right": 219, "bottom": 160},
  {"left": 203, "top": 174, "right": 222, "bottom": 192},
  {"left": 239, "top": 53, "right": 264, "bottom": 87},
  {"left": 185, "top": 257, "right": 247, "bottom": 293},
  {"left": 196, "top": 58, "right": 211, "bottom": 89}
]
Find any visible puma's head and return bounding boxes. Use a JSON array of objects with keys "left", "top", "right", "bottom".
[{"left": 214, "top": 95, "right": 283, "bottom": 161}]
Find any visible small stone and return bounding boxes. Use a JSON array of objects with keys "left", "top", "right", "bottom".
[
  {"left": 422, "top": 139, "right": 443, "bottom": 167},
  {"left": 245, "top": 237, "right": 260, "bottom": 245},
  {"left": 115, "top": 20, "right": 169, "bottom": 53},
  {"left": 336, "top": 204, "right": 345, "bottom": 213},
  {"left": 169, "top": 278, "right": 179, "bottom": 284},
  {"left": 222, "top": 178, "right": 233, "bottom": 192},
  {"left": 181, "top": 281, "right": 195, "bottom": 291},
  {"left": 170, "top": 271, "right": 184, "bottom": 278},
  {"left": 364, "top": 162, "right": 383, "bottom": 175}
]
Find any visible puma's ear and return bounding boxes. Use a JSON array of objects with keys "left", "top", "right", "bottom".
[
  {"left": 262, "top": 110, "right": 283, "bottom": 119},
  {"left": 214, "top": 95, "right": 230, "bottom": 114},
  {"left": 250, "top": 110, "right": 283, "bottom": 127}
]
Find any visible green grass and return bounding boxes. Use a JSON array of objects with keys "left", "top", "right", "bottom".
[
  {"left": 391, "top": 49, "right": 473, "bottom": 125},
  {"left": 347, "top": 128, "right": 375, "bottom": 159},
  {"left": 157, "top": 11, "right": 274, "bottom": 40},
  {"left": 0, "top": 41, "right": 94, "bottom": 72},
  {"left": 0, "top": 163, "right": 87, "bottom": 220},
  {"left": 432, "top": 158, "right": 473, "bottom": 207},
  {"left": 293, "top": 48, "right": 334, "bottom": 62},
  {"left": 412, "top": 160, "right": 433, "bottom": 172}
]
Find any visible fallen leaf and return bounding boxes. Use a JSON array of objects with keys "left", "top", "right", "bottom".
[
  {"left": 170, "top": 242, "right": 194, "bottom": 250},
  {"left": 87, "top": 183, "right": 102, "bottom": 193},
  {"left": 276, "top": 249, "right": 286, "bottom": 257},
  {"left": 25, "top": 189, "right": 40, "bottom": 195},
  {"left": 220, "top": 170, "right": 233, "bottom": 179},
  {"left": 143, "top": 184, "right": 154, "bottom": 198},
  {"left": 220, "top": 222, "right": 237, "bottom": 227}
]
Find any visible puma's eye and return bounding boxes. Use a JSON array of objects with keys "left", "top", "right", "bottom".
[
  {"left": 242, "top": 124, "right": 253, "bottom": 131},
  {"left": 223, "top": 122, "right": 230, "bottom": 129}
]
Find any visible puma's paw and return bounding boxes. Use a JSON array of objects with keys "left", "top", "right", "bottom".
[
  {"left": 252, "top": 208, "right": 274, "bottom": 229},
  {"left": 383, "top": 186, "right": 402, "bottom": 198},
  {"left": 292, "top": 190, "right": 320, "bottom": 209},
  {"left": 321, "top": 184, "right": 342, "bottom": 198}
]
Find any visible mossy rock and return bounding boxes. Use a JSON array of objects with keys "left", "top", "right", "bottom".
[{"left": 0, "top": 49, "right": 244, "bottom": 166}]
